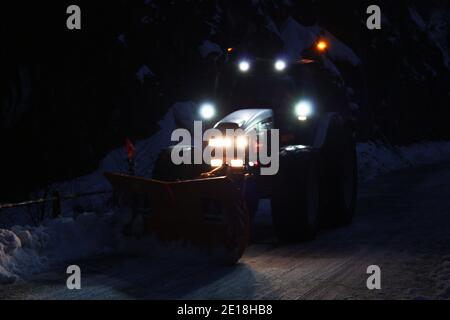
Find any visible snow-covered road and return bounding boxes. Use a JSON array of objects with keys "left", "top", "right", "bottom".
[{"left": 2, "top": 161, "right": 450, "bottom": 300}]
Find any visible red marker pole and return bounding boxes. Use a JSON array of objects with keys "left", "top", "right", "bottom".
[{"left": 125, "top": 138, "right": 136, "bottom": 176}]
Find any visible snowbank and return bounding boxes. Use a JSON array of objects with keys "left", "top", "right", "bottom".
[
  {"left": 136, "top": 65, "right": 154, "bottom": 83},
  {"left": 0, "top": 102, "right": 204, "bottom": 284},
  {"left": 0, "top": 210, "right": 226, "bottom": 284},
  {"left": 357, "top": 141, "right": 450, "bottom": 181},
  {"left": 279, "top": 16, "right": 361, "bottom": 78},
  {"left": 198, "top": 40, "right": 223, "bottom": 59},
  {"left": 0, "top": 102, "right": 197, "bottom": 228},
  {"left": 409, "top": 6, "right": 450, "bottom": 68},
  {"left": 0, "top": 211, "right": 125, "bottom": 284}
]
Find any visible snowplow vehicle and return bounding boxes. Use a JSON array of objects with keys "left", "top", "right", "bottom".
[{"left": 105, "top": 47, "right": 358, "bottom": 263}]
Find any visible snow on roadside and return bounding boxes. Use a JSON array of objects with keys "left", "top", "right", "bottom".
[
  {"left": 279, "top": 15, "right": 361, "bottom": 79},
  {"left": 0, "top": 102, "right": 203, "bottom": 284},
  {"left": 357, "top": 141, "right": 450, "bottom": 182},
  {"left": 136, "top": 65, "right": 154, "bottom": 83},
  {"left": 198, "top": 40, "right": 223, "bottom": 59},
  {"left": 0, "top": 209, "right": 224, "bottom": 284},
  {"left": 0, "top": 211, "right": 129, "bottom": 284},
  {"left": 409, "top": 5, "right": 450, "bottom": 68},
  {"left": 0, "top": 102, "right": 197, "bottom": 228}
]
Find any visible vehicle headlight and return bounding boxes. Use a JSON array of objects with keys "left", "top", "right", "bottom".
[
  {"left": 209, "top": 136, "right": 247, "bottom": 148},
  {"left": 236, "top": 136, "right": 248, "bottom": 148},
  {"left": 294, "top": 100, "right": 313, "bottom": 121},
  {"left": 274, "top": 59, "right": 287, "bottom": 72},
  {"left": 209, "top": 137, "right": 232, "bottom": 148},
  {"left": 230, "top": 159, "right": 244, "bottom": 168},
  {"left": 199, "top": 103, "right": 215, "bottom": 120},
  {"left": 238, "top": 60, "right": 251, "bottom": 72},
  {"left": 210, "top": 159, "right": 223, "bottom": 167}
]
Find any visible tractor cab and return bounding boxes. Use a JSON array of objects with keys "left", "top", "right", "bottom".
[{"left": 205, "top": 55, "right": 326, "bottom": 147}]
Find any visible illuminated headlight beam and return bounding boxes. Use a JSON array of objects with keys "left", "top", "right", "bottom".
[
  {"left": 210, "top": 159, "right": 223, "bottom": 167},
  {"left": 238, "top": 60, "right": 251, "bottom": 72},
  {"left": 236, "top": 136, "right": 248, "bottom": 148},
  {"left": 209, "top": 137, "right": 232, "bottom": 148},
  {"left": 274, "top": 60, "right": 287, "bottom": 71},
  {"left": 295, "top": 100, "right": 313, "bottom": 121},
  {"left": 199, "top": 103, "right": 215, "bottom": 120},
  {"left": 230, "top": 159, "right": 244, "bottom": 168}
]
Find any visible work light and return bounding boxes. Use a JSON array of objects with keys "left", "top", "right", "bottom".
[
  {"left": 238, "top": 60, "right": 251, "bottom": 72},
  {"left": 199, "top": 103, "right": 215, "bottom": 120},
  {"left": 295, "top": 100, "right": 313, "bottom": 121}
]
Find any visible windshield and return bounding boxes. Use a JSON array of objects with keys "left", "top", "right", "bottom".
[
  {"left": 228, "top": 74, "right": 296, "bottom": 108},
  {"left": 217, "top": 59, "right": 320, "bottom": 112}
]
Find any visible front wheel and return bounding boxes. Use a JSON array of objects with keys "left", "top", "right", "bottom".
[
  {"left": 271, "top": 149, "right": 320, "bottom": 242},
  {"left": 324, "top": 125, "right": 358, "bottom": 227}
]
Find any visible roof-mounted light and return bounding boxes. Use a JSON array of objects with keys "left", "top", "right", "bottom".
[
  {"left": 274, "top": 59, "right": 287, "bottom": 71},
  {"left": 316, "top": 40, "right": 328, "bottom": 52},
  {"left": 238, "top": 60, "right": 251, "bottom": 73},
  {"left": 199, "top": 103, "right": 215, "bottom": 120}
]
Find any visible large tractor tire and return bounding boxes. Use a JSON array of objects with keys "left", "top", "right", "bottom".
[
  {"left": 271, "top": 147, "right": 321, "bottom": 242},
  {"left": 242, "top": 175, "right": 259, "bottom": 220},
  {"left": 321, "top": 119, "right": 358, "bottom": 227}
]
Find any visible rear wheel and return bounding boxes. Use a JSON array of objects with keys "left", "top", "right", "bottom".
[
  {"left": 271, "top": 148, "right": 320, "bottom": 242},
  {"left": 323, "top": 122, "right": 357, "bottom": 227}
]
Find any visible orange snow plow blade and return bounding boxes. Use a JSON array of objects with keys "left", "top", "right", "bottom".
[{"left": 104, "top": 172, "right": 249, "bottom": 261}]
